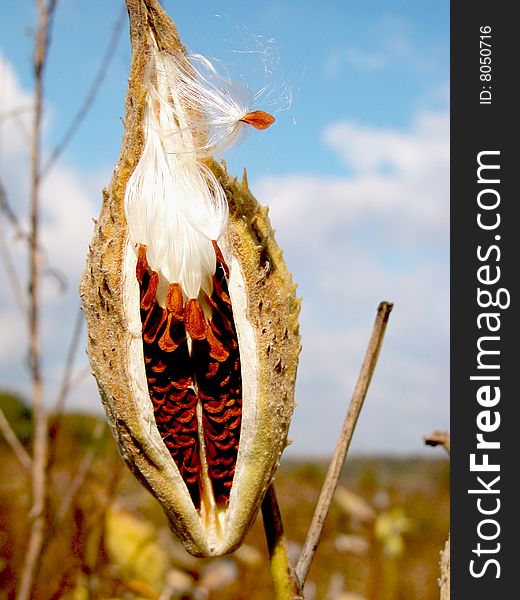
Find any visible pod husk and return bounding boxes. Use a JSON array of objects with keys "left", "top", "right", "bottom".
[{"left": 80, "top": 0, "right": 300, "bottom": 556}]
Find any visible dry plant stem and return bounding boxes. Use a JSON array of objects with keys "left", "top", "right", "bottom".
[
  {"left": 38, "top": 352, "right": 89, "bottom": 481},
  {"left": 0, "top": 178, "right": 30, "bottom": 240},
  {"left": 0, "top": 183, "right": 28, "bottom": 313},
  {"left": 295, "top": 301, "right": 393, "bottom": 587},
  {"left": 47, "top": 308, "right": 84, "bottom": 469},
  {"left": 17, "top": 2, "right": 57, "bottom": 599},
  {"left": 41, "top": 6, "right": 126, "bottom": 176},
  {"left": 2, "top": 178, "right": 67, "bottom": 295},
  {"left": 0, "top": 223, "right": 27, "bottom": 313},
  {"left": 52, "top": 307, "right": 84, "bottom": 414},
  {"left": 0, "top": 105, "right": 34, "bottom": 124},
  {"left": 262, "top": 484, "right": 303, "bottom": 600},
  {"left": 68, "top": 364, "right": 91, "bottom": 390},
  {"left": 57, "top": 422, "right": 105, "bottom": 522},
  {"left": 0, "top": 408, "right": 32, "bottom": 472}
]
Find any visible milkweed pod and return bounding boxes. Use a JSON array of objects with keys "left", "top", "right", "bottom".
[{"left": 80, "top": 0, "right": 300, "bottom": 557}]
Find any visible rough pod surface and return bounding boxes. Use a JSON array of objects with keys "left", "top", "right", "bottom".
[{"left": 80, "top": 0, "right": 300, "bottom": 557}]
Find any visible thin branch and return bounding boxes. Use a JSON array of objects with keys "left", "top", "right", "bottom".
[
  {"left": 68, "top": 364, "right": 91, "bottom": 391},
  {"left": 11, "top": 110, "right": 33, "bottom": 145},
  {"left": 261, "top": 484, "right": 303, "bottom": 600},
  {"left": 0, "top": 105, "right": 34, "bottom": 125},
  {"left": 1, "top": 179, "right": 68, "bottom": 296},
  {"left": 0, "top": 207, "right": 28, "bottom": 314},
  {"left": 0, "top": 106, "right": 34, "bottom": 143},
  {"left": 0, "top": 408, "right": 33, "bottom": 473},
  {"left": 53, "top": 307, "right": 84, "bottom": 415},
  {"left": 0, "top": 178, "right": 30, "bottom": 242},
  {"left": 47, "top": 308, "right": 84, "bottom": 471},
  {"left": 41, "top": 264, "right": 68, "bottom": 292},
  {"left": 38, "top": 430, "right": 123, "bottom": 592},
  {"left": 17, "top": 2, "right": 58, "bottom": 598},
  {"left": 41, "top": 5, "right": 126, "bottom": 176},
  {"left": 57, "top": 421, "right": 105, "bottom": 522},
  {"left": 295, "top": 301, "right": 393, "bottom": 586}
]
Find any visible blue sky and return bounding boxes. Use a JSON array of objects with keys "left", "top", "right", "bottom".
[{"left": 0, "top": 1, "right": 449, "bottom": 456}]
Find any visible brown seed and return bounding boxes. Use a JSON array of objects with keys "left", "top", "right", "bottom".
[
  {"left": 166, "top": 282, "right": 184, "bottom": 318},
  {"left": 136, "top": 244, "right": 149, "bottom": 284},
  {"left": 143, "top": 304, "right": 167, "bottom": 344},
  {"left": 184, "top": 299, "right": 207, "bottom": 340},
  {"left": 141, "top": 271, "right": 159, "bottom": 311},
  {"left": 205, "top": 323, "right": 229, "bottom": 362},
  {"left": 158, "top": 313, "right": 185, "bottom": 352},
  {"left": 239, "top": 110, "right": 276, "bottom": 130}
]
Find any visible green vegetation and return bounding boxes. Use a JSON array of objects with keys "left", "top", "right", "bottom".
[{"left": 0, "top": 392, "right": 33, "bottom": 444}]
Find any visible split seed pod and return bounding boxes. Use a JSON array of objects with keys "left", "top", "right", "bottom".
[{"left": 80, "top": 0, "right": 300, "bottom": 557}]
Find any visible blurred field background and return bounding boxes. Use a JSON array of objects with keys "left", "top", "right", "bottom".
[{"left": 0, "top": 390, "right": 449, "bottom": 600}]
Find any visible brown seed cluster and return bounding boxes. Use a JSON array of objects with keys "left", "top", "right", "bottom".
[{"left": 137, "top": 245, "right": 242, "bottom": 507}]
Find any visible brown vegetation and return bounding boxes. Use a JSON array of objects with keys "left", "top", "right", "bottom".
[{"left": 0, "top": 394, "right": 449, "bottom": 600}]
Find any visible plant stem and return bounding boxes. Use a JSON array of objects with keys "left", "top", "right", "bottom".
[
  {"left": 0, "top": 182, "right": 28, "bottom": 314},
  {"left": 17, "top": 2, "right": 57, "bottom": 598},
  {"left": 0, "top": 408, "right": 32, "bottom": 472},
  {"left": 41, "top": 5, "right": 126, "bottom": 176},
  {"left": 295, "top": 301, "right": 393, "bottom": 586},
  {"left": 262, "top": 484, "right": 303, "bottom": 600}
]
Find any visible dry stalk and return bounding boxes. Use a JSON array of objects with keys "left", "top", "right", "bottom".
[
  {"left": 295, "top": 301, "right": 393, "bottom": 587},
  {"left": 260, "top": 302, "right": 393, "bottom": 598},
  {"left": 1, "top": 3, "right": 144, "bottom": 597},
  {"left": 53, "top": 307, "right": 84, "bottom": 416},
  {"left": 56, "top": 421, "right": 105, "bottom": 522},
  {"left": 0, "top": 182, "right": 28, "bottom": 314},
  {"left": 262, "top": 484, "right": 303, "bottom": 600},
  {"left": 16, "top": 2, "right": 57, "bottom": 599},
  {"left": 46, "top": 307, "right": 85, "bottom": 474},
  {"left": 0, "top": 408, "right": 32, "bottom": 473},
  {"left": 41, "top": 5, "right": 126, "bottom": 176}
]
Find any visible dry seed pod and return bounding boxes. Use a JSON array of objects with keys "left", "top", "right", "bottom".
[{"left": 80, "top": 0, "right": 300, "bottom": 557}]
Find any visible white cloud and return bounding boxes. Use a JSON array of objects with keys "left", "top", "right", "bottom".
[
  {"left": 324, "top": 48, "right": 388, "bottom": 78},
  {"left": 254, "top": 110, "right": 449, "bottom": 455},
  {"left": 41, "top": 166, "right": 99, "bottom": 275},
  {"left": 0, "top": 54, "right": 33, "bottom": 156},
  {"left": 323, "top": 111, "right": 449, "bottom": 175},
  {"left": 323, "top": 15, "right": 444, "bottom": 79}
]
